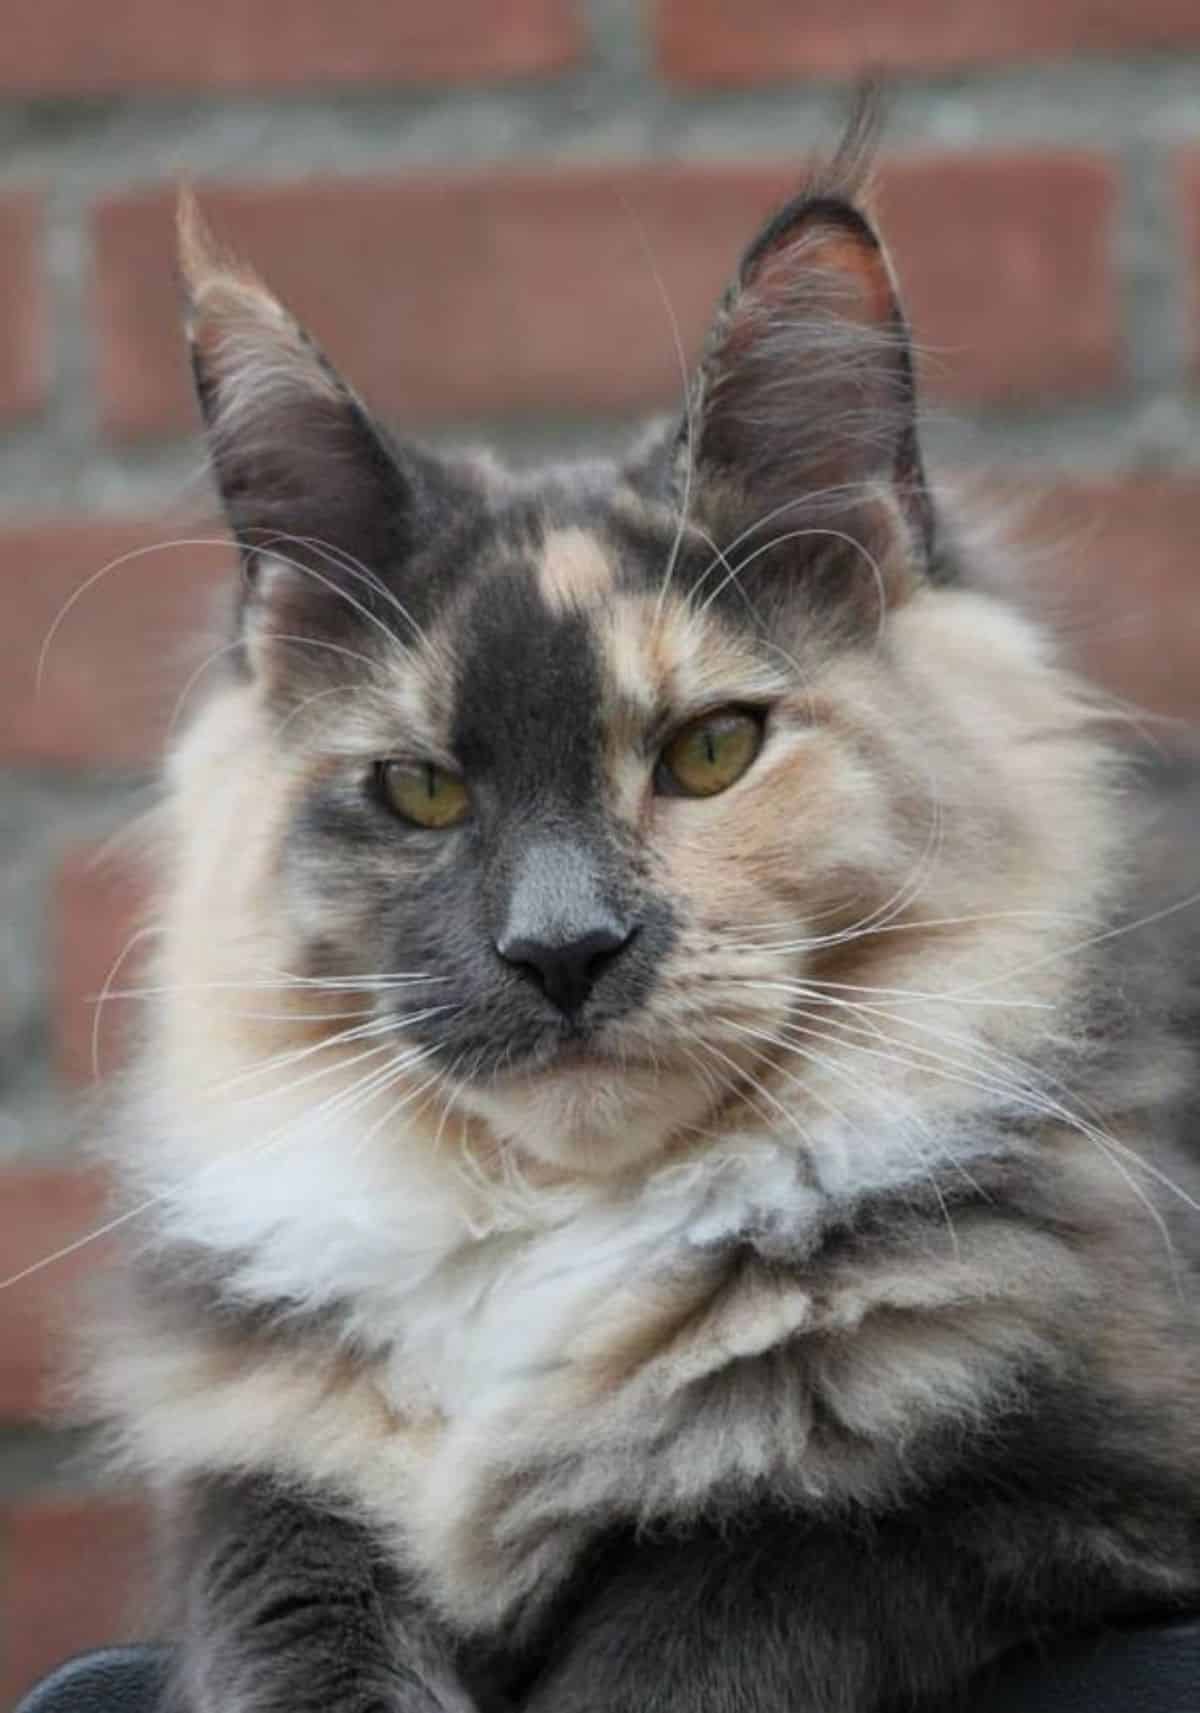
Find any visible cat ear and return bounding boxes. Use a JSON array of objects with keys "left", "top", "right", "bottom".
[
  {"left": 688, "top": 127, "right": 935, "bottom": 573},
  {"left": 177, "top": 190, "right": 429, "bottom": 658}
]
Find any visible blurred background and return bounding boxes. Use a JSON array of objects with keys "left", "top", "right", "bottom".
[{"left": 3, "top": 0, "right": 1200, "bottom": 1696}]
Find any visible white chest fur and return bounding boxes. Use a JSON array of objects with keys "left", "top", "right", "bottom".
[{"left": 125, "top": 1093, "right": 1070, "bottom": 1632}]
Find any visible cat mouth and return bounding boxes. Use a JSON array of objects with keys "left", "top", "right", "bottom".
[
  {"left": 435, "top": 1007, "right": 670, "bottom": 1089},
  {"left": 498, "top": 1027, "right": 655, "bottom": 1082},
  {"left": 514, "top": 1044, "right": 618, "bottom": 1079},
  {"left": 543, "top": 1043, "right": 623, "bottom": 1074}
]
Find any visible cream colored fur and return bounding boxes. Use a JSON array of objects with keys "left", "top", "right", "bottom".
[{"left": 96, "top": 561, "right": 1146, "bottom": 1632}]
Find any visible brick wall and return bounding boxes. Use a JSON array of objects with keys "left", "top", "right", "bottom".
[{"left": 3, "top": 0, "right": 1200, "bottom": 1695}]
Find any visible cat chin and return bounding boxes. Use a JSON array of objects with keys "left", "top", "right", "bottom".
[{"left": 458, "top": 1058, "right": 715, "bottom": 1176}]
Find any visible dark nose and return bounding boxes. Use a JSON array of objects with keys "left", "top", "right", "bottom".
[{"left": 497, "top": 921, "right": 635, "bottom": 1016}]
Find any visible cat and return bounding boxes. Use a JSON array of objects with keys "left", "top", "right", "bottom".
[{"left": 85, "top": 99, "right": 1200, "bottom": 1713}]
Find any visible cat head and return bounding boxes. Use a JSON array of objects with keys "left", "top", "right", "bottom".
[{"left": 153, "top": 113, "right": 1117, "bottom": 1187}]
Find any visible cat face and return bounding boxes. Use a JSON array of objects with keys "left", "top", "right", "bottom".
[
  {"left": 156, "top": 143, "right": 1114, "bottom": 1178},
  {"left": 236, "top": 489, "right": 919, "bottom": 1171}
]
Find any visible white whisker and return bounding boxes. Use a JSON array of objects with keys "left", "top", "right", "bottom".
[
  {"left": 36, "top": 537, "right": 237, "bottom": 695},
  {"left": 90, "top": 922, "right": 163, "bottom": 1082},
  {"left": 0, "top": 1034, "right": 447, "bottom": 1293}
]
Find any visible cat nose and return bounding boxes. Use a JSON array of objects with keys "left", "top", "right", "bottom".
[
  {"left": 497, "top": 921, "right": 636, "bottom": 1016},
  {"left": 495, "top": 839, "right": 637, "bottom": 1016}
]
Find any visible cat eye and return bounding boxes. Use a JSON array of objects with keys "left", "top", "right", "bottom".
[
  {"left": 656, "top": 709, "right": 764, "bottom": 799},
  {"left": 377, "top": 761, "right": 470, "bottom": 829}
]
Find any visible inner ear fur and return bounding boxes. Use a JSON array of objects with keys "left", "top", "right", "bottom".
[
  {"left": 175, "top": 191, "right": 494, "bottom": 688},
  {"left": 178, "top": 189, "right": 415, "bottom": 586},
  {"left": 688, "top": 130, "right": 936, "bottom": 581}
]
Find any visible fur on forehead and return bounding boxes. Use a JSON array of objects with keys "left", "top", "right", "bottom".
[{"left": 252, "top": 507, "right": 819, "bottom": 774}]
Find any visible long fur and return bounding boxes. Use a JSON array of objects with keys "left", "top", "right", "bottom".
[{"left": 84, "top": 112, "right": 1200, "bottom": 1713}]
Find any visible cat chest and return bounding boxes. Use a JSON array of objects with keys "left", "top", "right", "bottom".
[
  {"left": 370, "top": 1244, "right": 829, "bottom": 1631},
  {"left": 143, "top": 1151, "right": 1062, "bottom": 1632},
  {"left": 355, "top": 1214, "right": 1066, "bottom": 1630}
]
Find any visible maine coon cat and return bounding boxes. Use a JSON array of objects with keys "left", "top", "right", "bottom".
[{"left": 88, "top": 105, "right": 1200, "bottom": 1713}]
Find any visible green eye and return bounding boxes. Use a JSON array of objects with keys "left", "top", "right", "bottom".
[
  {"left": 657, "top": 709, "right": 764, "bottom": 798},
  {"left": 378, "top": 761, "right": 470, "bottom": 829}
]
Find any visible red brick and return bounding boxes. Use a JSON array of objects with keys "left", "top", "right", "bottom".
[
  {"left": 0, "top": 0, "right": 580, "bottom": 93},
  {"left": 93, "top": 154, "right": 1118, "bottom": 442},
  {"left": 0, "top": 1496, "right": 152, "bottom": 1704},
  {"left": 879, "top": 153, "right": 1117, "bottom": 404},
  {"left": 0, "top": 520, "right": 234, "bottom": 769},
  {"left": 0, "top": 1168, "right": 111, "bottom": 1422},
  {"left": 657, "top": 0, "right": 1200, "bottom": 84},
  {"left": 991, "top": 477, "right": 1200, "bottom": 723},
  {"left": 0, "top": 195, "right": 45, "bottom": 423},
  {"left": 54, "top": 847, "right": 150, "bottom": 1087}
]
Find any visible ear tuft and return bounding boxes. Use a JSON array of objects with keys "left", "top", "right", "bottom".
[
  {"left": 176, "top": 182, "right": 244, "bottom": 310},
  {"left": 174, "top": 188, "right": 428, "bottom": 671},
  {"left": 176, "top": 186, "right": 343, "bottom": 445},
  {"left": 688, "top": 88, "right": 937, "bottom": 577},
  {"left": 803, "top": 79, "right": 882, "bottom": 206},
  {"left": 176, "top": 184, "right": 293, "bottom": 339}
]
